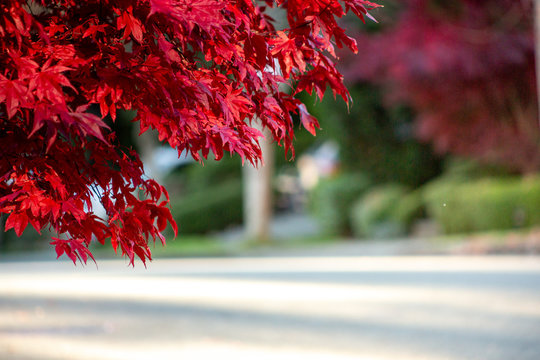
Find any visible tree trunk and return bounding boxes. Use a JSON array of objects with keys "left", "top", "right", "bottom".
[{"left": 243, "top": 126, "right": 274, "bottom": 242}]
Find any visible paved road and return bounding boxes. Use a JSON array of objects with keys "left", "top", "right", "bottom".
[{"left": 1, "top": 256, "right": 540, "bottom": 360}]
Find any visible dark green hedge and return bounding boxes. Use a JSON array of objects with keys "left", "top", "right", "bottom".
[{"left": 423, "top": 177, "right": 540, "bottom": 234}]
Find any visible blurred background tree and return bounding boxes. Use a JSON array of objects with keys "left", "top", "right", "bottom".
[{"left": 343, "top": 0, "right": 538, "bottom": 173}]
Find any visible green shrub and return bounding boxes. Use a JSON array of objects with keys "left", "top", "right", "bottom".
[
  {"left": 165, "top": 156, "right": 242, "bottom": 196},
  {"left": 350, "top": 184, "right": 417, "bottom": 239},
  {"left": 0, "top": 225, "right": 51, "bottom": 253},
  {"left": 440, "top": 157, "right": 513, "bottom": 182},
  {"left": 184, "top": 156, "right": 242, "bottom": 192},
  {"left": 393, "top": 190, "right": 424, "bottom": 229},
  {"left": 423, "top": 176, "right": 540, "bottom": 234},
  {"left": 169, "top": 179, "right": 243, "bottom": 234},
  {"left": 309, "top": 173, "right": 372, "bottom": 235}
]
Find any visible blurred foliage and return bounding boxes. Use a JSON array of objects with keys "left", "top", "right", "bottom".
[
  {"left": 182, "top": 156, "right": 242, "bottom": 192},
  {"left": 271, "top": 108, "right": 324, "bottom": 170},
  {"left": 111, "top": 110, "right": 138, "bottom": 150},
  {"left": 343, "top": 0, "right": 539, "bottom": 173},
  {"left": 164, "top": 156, "right": 244, "bottom": 235},
  {"left": 422, "top": 176, "right": 540, "bottom": 234},
  {"left": 350, "top": 184, "right": 421, "bottom": 239},
  {"left": 393, "top": 190, "right": 425, "bottom": 231},
  {"left": 309, "top": 172, "right": 372, "bottom": 235},
  {"left": 438, "top": 157, "right": 514, "bottom": 181},
  {"left": 302, "top": 84, "right": 442, "bottom": 187},
  {"left": 0, "top": 217, "right": 51, "bottom": 253},
  {"left": 165, "top": 155, "right": 240, "bottom": 194},
  {"left": 168, "top": 179, "right": 243, "bottom": 235}
]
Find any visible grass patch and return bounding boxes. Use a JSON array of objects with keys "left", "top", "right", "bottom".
[
  {"left": 89, "top": 235, "right": 232, "bottom": 260},
  {"left": 150, "top": 236, "right": 232, "bottom": 258},
  {"left": 238, "top": 234, "right": 338, "bottom": 253}
]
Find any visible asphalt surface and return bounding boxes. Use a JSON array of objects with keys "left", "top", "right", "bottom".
[{"left": 1, "top": 255, "right": 539, "bottom": 360}]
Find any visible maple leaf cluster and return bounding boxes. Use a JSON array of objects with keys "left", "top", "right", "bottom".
[
  {"left": 0, "top": 0, "right": 379, "bottom": 264},
  {"left": 344, "top": 0, "right": 538, "bottom": 173}
]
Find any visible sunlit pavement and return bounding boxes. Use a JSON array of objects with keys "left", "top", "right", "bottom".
[{"left": 1, "top": 255, "right": 540, "bottom": 360}]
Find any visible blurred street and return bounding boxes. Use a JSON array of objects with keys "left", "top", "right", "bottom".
[{"left": 1, "top": 255, "right": 540, "bottom": 360}]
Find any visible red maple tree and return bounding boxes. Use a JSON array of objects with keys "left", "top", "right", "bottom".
[
  {"left": 0, "top": 0, "right": 379, "bottom": 264},
  {"left": 344, "top": 0, "right": 538, "bottom": 173}
]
